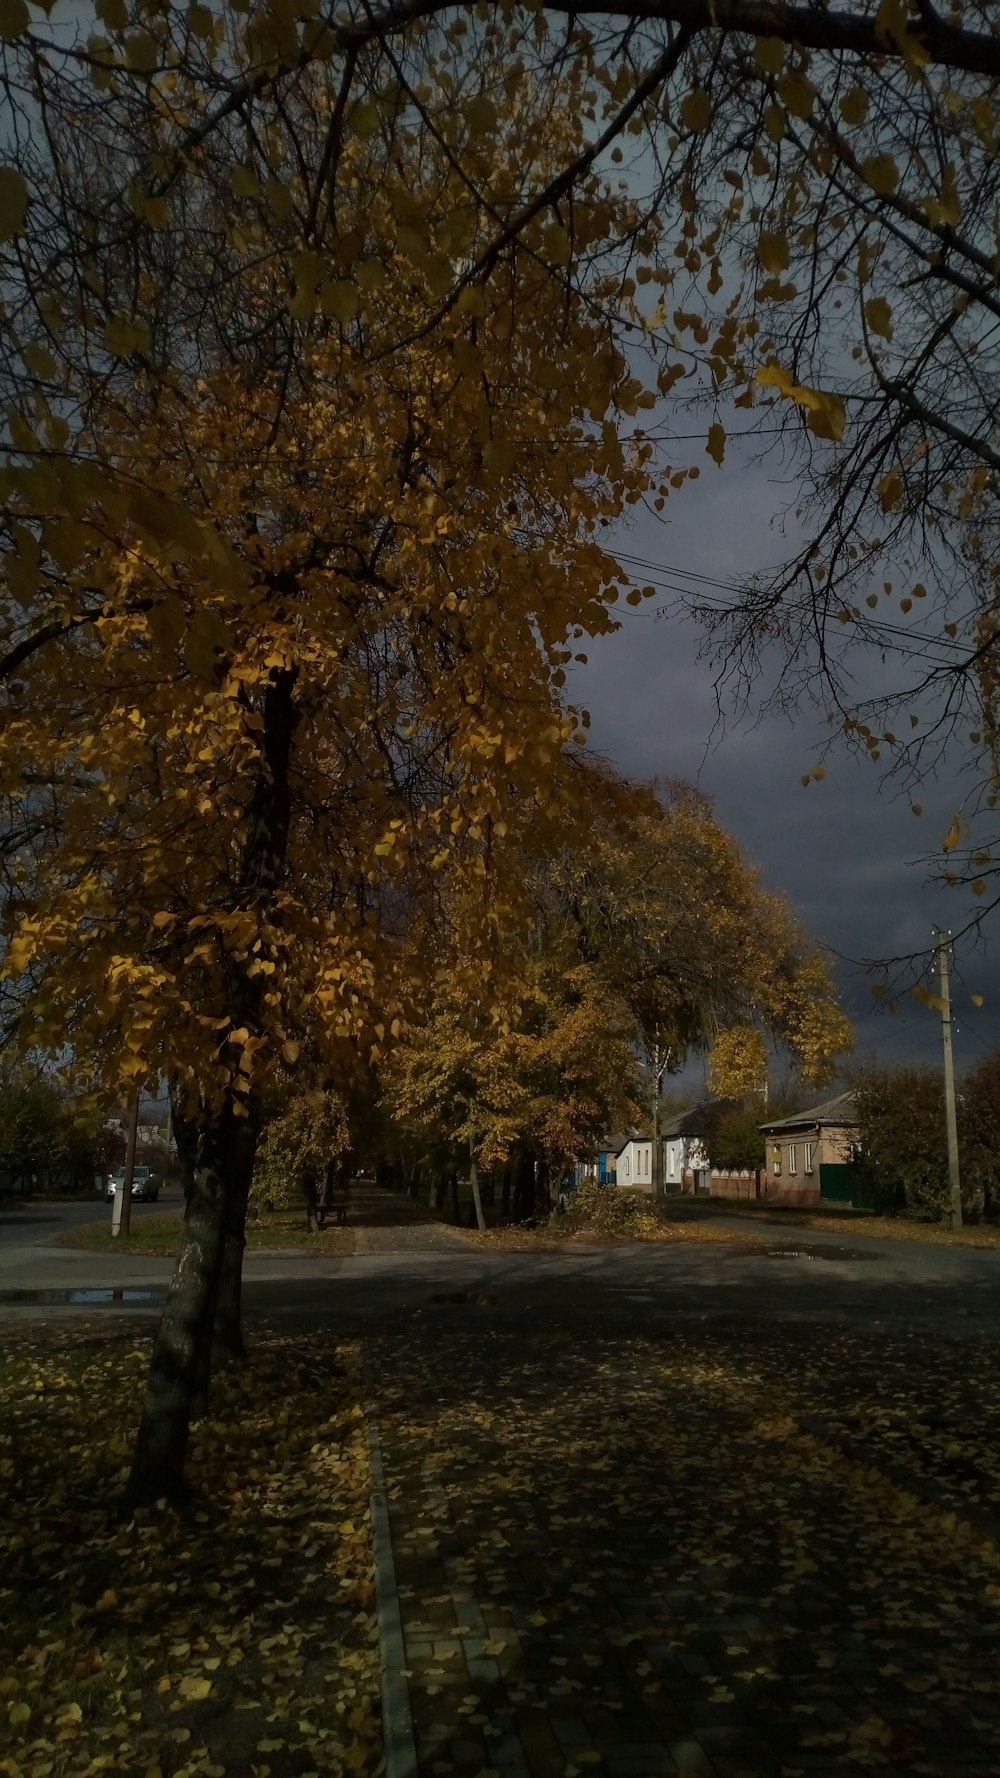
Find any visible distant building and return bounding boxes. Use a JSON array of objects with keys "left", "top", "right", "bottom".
[{"left": 759, "top": 1092, "right": 861, "bottom": 1206}]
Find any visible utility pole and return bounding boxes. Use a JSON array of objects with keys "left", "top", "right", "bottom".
[
  {"left": 650, "top": 1035, "right": 670, "bottom": 1205},
  {"left": 112, "top": 1088, "right": 139, "bottom": 1239},
  {"left": 935, "top": 929, "right": 963, "bottom": 1231}
]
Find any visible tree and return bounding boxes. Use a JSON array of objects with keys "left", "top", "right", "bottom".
[
  {"left": 853, "top": 1063, "right": 948, "bottom": 1218},
  {"left": 0, "top": 35, "right": 662, "bottom": 1502},
  {"left": 386, "top": 960, "right": 647, "bottom": 1219},
  {"left": 251, "top": 1091, "right": 350, "bottom": 1231},
  {"left": 0, "top": 1065, "right": 103, "bottom": 1194},
  {"left": 958, "top": 1049, "right": 1000, "bottom": 1221},
  {"left": 385, "top": 766, "right": 851, "bottom": 1209},
  {"left": 703, "top": 1104, "right": 766, "bottom": 1174}
]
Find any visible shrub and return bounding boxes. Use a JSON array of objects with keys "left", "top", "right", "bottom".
[{"left": 568, "top": 1180, "right": 660, "bottom": 1238}]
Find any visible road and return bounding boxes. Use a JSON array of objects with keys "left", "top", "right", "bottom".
[
  {"left": 0, "top": 1189, "right": 183, "bottom": 1249},
  {"left": 0, "top": 1193, "right": 998, "bottom": 1336}
]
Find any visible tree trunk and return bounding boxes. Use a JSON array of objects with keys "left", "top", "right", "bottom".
[
  {"left": 450, "top": 1168, "right": 460, "bottom": 1224},
  {"left": 501, "top": 1165, "right": 511, "bottom": 1221},
  {"left": 123, "top": 1104, "right": 233, "bottom": 1510},
  {"left": 429, "top": 1171, "right": 443, "bottom": 1210},
  {"left": 208, "top": 1099, "right": 261, "bottom": 1370}
]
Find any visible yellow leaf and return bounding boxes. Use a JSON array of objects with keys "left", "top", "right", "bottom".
[
  {"left": 706, "top": 423, "right": 726, "bottom": 466},
  {"left": 679, "top": 88, "right": 712, "bottom": 133},
  {"left": 8, "top": 1701, "right": 30, "bottom": 1725},
  {"left": 757, "top": 361, "right": 847, "bottom": 441},
  {"left": 96, "top": 0, "right": 127, "bottom": 28},
  {"left": 753, "top": 36, "right": 785, "bottom": 74},
  {"left": 0, "top": 0, "right": 29, "bottom": 40},
  {"left": 972, "top": 994, "right": 984, "bottom": 1008},
  {"left": 862, "top": 154, "right": 900, "bottom": 195},
  {"left": 178, "top": 1675, "right": 213, "bottom": 1700},
  {"left": 282, "top": 1039, "right": 300, "bottom": 1064},
  {"left": 779, "top": 71, "right": 815, "bottom": 119},
  {"left": 320, "top": 282, "right": 359, "bottom": 324},
  {"left": 923, "top": 162, "right": 962, "bottom": 230},
  {"left": 466, "top": 94, "right": 498, "bottom": 136},
  {"left": 864, "top": 296, "right": 893, "bottom": 339},
  {"left": 124, "top": 28, "right": 158, "bottom": 71},
  {"left": 757, "top": 229, "right": 789, "bottom": 274},
  {"left": 104, "top": 313, "right": 152, "bottom": 357},
  {"left": 21, "top": 340, "right": 57, "bottom": 378},
  {"left": 0, "top": 165, "right": 28, "bottom": 241},
  {"left": 231, "top": 164, "right": 260, "bottom": 200},
  {"left": 349, "top": 99, "right": 381, "bottom": 140},
  {"left": 839, "top": 87, "right": 869, "bottom": 127}
]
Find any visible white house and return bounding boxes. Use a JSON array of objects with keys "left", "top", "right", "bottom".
[
  {"left": 615, "top": 1136, "right": 655, "bottom": 1193},
  {"left": 660, "top": 1101, "right": 740, "bottom": 1191}
]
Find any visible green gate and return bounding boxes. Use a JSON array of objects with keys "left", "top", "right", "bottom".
[{"left": 819, "top": 1162, "right": 901, "bottom": 1213}]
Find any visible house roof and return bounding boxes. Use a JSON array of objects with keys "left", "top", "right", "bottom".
[
  {"left": 659, "top": 1099, "right": 739, "bottom": 1139},
  {"left": 759, "top": 1091, "right": 859, "bottom": 1135}
]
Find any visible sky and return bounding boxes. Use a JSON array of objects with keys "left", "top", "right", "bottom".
[{"left": 570, "top": 436, "right": 1000, "bottom": 1094}]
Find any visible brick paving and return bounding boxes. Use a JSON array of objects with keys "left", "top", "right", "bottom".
[
  {"left": 368, "top": 1321, "right": 1000, "bottom": 1778},
  {"left": 350, "top": 1183, "right": 472, "bottom": 1256}
]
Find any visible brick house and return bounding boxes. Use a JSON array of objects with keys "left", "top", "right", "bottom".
[{"left": 759, "top": 1092, "right": 861, "bottom": 1206}]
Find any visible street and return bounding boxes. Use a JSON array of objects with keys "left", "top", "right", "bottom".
[{"left": 1, "top": 1192, "right": 998, "bottom": 1336}]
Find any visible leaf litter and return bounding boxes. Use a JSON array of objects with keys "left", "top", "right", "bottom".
[
  {"left": 0, "top": 1328, "right": 380, "bottom": 1778},
  {"left": 371, "top": 1320, "right": 1000, "bottom": 1778}
]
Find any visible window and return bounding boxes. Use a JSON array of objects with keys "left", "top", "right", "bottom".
[
  {"left": 803, "top": 1141, "right": 814, "bottom": 1174},
  {"left": 788, "top": 1143, "right": 797, "bottom": 1175},
  {"left": 772, "top": 1146, "right": 782, "bottom": 1176}
]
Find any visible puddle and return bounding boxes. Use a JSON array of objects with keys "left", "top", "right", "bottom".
[
  {"left": 0, "top": 1287, "right": 166, "bottom": 1306},
  {"left": 763, "top": 1246, "right": 874, "bottom": 1262}
]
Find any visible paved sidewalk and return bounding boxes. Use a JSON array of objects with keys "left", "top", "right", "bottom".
[
  {"left": 367, "top": 1320, "right": 1000, "bottom": 1778},
  {"left": 350, "top": 1183, "right": 474, "bottom": 1256}
]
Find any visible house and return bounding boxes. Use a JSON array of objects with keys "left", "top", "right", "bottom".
[
  {"left": 615, "top": 1136, "right": 655, "bottom": 1193},
  {"left": 759, "top": 1091, "right": 861, "bottom": 1206},
  {"left": 577, "top": 1137, "right": 630, "bottom": 1186},
  {"left": 661, "top": 1101, "right": 740, "bottom": 1192}
]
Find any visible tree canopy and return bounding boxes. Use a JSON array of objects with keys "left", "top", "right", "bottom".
[{"left": 384, "top": 769, "right": 852, "bottom": 1196}]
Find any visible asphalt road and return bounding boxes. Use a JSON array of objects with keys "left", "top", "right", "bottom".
[
  {"left": 0, "top": 1189, "right": 182, "bottom": 1250},
  {"left": 0, "top": 1198, "right": 998, "bottom": 1337}
]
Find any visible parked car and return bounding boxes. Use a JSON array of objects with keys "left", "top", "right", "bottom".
[{"left": 105, "top": 1166, "right": 159, "bottom": 1202}]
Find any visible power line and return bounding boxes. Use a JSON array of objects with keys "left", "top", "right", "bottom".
[{"left": 609, "top": 547, "right": 973, "bottom": 661}]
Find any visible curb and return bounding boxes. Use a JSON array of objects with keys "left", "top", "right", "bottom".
[{"left": 363, "top": 1339, "right": 418, "bottom": 1778}]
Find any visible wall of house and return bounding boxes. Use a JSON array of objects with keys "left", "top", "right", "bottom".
[
  {"left": 663, "top": 1136, "right": 709, "bottom": 1188},
  {"left": 617, "top": 1142, "right": 654, "bottom": 1192},
  {"left": 761, "top": 1123, "right": 862, "bottom": 1205}
]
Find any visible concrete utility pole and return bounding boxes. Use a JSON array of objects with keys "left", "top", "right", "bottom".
[
  {"left": 935, "top": 929, "right": 963, "bottom": 1231},
  {"left": 112, "top": 1088, "right": 139, "bottom": 1238}
]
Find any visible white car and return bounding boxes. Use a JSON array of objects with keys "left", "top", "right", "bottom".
[{"left": 105, "top": 1166, "right": 159, "bottom": 1203}]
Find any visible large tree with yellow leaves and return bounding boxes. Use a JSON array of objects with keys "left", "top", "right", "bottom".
[{"left": 0, "top": 39, "right": 667, "bottom": 1501}]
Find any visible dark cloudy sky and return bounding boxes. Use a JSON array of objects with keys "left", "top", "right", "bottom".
[{"left": 570, "top": 435, "right": 1000, "bottom": 1090}]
